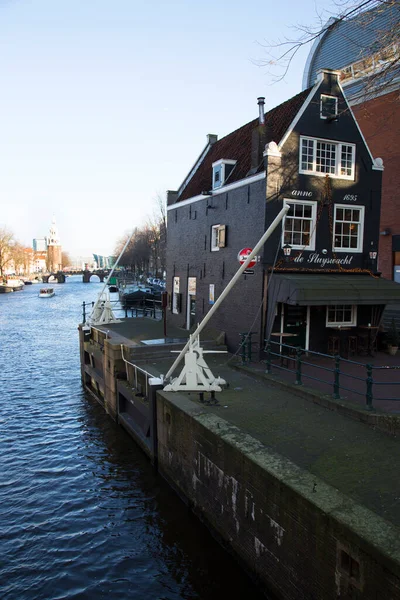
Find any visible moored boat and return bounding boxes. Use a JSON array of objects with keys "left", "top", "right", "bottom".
[
  {"left": 0, "top": 279, "right": 24, "bottom": 293},
  {"left": 120, "top": 285, "right": 161, "bottom": 307},
  {"left": 39, "top": 288, "right": 55, "bottom": 298}
]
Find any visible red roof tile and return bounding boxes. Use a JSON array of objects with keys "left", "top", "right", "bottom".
[{"left": 177, "top": 88, "right": 311, "bottom": 202}]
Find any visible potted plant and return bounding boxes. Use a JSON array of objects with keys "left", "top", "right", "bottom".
[{"left": 386, "top": 318, "right": 399, "bottom": 356}]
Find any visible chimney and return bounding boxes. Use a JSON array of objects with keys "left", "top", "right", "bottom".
[
  {"left": 248, "top": 97, "right": 267, "bottom": 174},
  {"left": 257, "top": 97, "right": 265, "bottom": 125}
]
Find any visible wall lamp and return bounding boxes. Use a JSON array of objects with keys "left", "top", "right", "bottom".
[{"left": 283, "top": 243, "right": 292, "bottom": 262}]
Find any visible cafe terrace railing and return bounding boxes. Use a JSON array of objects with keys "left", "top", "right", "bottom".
[{"left": 262, "top": 340, "right": 400, "bottom": 411}]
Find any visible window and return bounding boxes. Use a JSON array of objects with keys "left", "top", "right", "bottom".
[
  {"left": 212, "top": 159, "right": 237, "bottom": 190},
  {"left": 213, "top": 165, "right": 222, "bottom": 189},
  {"left": 340, "top": 43, "right": 399, "bottom": 85},
  {"left": 326, "top": 305, "right": 357, "bottom": 327},
  {"left": 300, "top": 137, "right": 355, "bottom": 179},
  {"left": 211, "top": 224, "right": 226, "bottom": 251},
  {"left": 333, "top": 205, "right": 364, "bottom": 252},
  {"left": 320, "top": 95, "right": 338, "bottom": 119},
  {"left": 282, "top": 200, "right": 317, "bottom": 251}
]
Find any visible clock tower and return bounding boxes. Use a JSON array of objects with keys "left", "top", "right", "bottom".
[{"left": 47, "top": 218, "right": 62, "bottom": 272}]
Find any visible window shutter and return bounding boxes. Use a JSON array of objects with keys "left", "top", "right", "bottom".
[{"left": 218, "top": 225, "right": 226, "bottom": 248}]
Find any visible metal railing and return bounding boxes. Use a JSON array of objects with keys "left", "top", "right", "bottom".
[
  {"left": 263, "top": 340, "right": 400, "bottom": 410},
  {"left": 121, "top": 344, "right": 155, "bottom": 400},
  {"left": 82, "top": 299, "right": 162, "bottom": 323}
]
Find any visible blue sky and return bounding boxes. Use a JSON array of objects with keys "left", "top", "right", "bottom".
[{"left": 0, "top": 0, "right": 333, "bottom": 257}]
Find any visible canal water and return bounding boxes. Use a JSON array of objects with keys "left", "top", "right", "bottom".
[{"left": 0, "top": 277, "right": 266, "bottom": 600}]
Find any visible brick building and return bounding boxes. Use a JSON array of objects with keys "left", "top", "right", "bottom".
[{"left": 166, "top": 69, "right": 400, "bottom": 355}]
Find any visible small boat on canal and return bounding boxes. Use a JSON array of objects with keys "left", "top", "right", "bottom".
[{"left": 39, "top": 288, "right": 55, "bottom": 298}]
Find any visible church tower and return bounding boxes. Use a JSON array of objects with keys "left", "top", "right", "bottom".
[{"left": 47, "top": 218, "right": 62, "bottom": 272}]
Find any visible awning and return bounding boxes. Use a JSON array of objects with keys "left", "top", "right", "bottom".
[{"left": 268, "top": 274, "right": 400, "bottom": 306}]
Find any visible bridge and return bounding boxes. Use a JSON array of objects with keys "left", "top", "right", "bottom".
[
  {"left": 42, "top": 272, "right": 66, "bottom": 284},
  {"left": 41, "top": 270, "right": 111, "bottom": 283},
  {"left": 82, "top": 270, "right": 110, "bottom": 283}
]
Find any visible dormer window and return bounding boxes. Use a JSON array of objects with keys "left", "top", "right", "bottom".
[
  {"left": 212, "top": 159, "right": 237, "bottom": 190},
  {"left": 320, "top": 94, "right": 338, "bottom": 120}
]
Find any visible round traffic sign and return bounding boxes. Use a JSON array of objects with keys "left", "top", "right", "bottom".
[{"left": 238, "top": 247, "right": 257, "bottom": 269}]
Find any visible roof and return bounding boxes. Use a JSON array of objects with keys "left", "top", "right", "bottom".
[
  {"left": 269, "top": 274, "right": 400, "bottom": 306},
  {"left": 177, "top": 88, "right": 311, "bottom": 202}
]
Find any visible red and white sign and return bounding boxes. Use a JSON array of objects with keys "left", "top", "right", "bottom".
[{"left": 237, "top": 247, "right": 257, "bottom": 269}]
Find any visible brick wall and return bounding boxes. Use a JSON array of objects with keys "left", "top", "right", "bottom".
[
  {"left": 352, "top": 92, "right": 400, "bottom": 280},
  {"left": 157, "top": 392, "right": 400, "bottom": 599},
  {"left": 166, "top": 180, "right": 266, "bottom": 352}
]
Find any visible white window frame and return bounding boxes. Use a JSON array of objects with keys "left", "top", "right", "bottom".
[
  {"left": 320, "top": 94, "right": 338, "bottom": 120},
  {"left": 212, "top": 159, "right": 237, "bottom": 190},
  {"left": 211, "top": 224, "right": 226, "bottom": 251},
  {"left": 299, "top": 136, "right": 356, "bottom": 180},
  {"left": 281, "top": 199, "right": 317, "bottom": 251},
  {"left": 333, "top": 204, "right": 364, "bottom": 253},
  {"left": 326, "top": 305, "right": 357, "bottom": 327}
]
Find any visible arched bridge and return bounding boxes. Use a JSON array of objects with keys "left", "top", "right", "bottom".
[
  {"left": 42, "top": 272, "right": 66, "bottom": 284},
  {"left": 82, "top": 270, "right": 109, "bottom": 283}
]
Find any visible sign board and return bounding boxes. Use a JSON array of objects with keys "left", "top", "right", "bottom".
[
  {"left": 209, "top": 284, "right": 215, "bottom": 304},
  {"left": 188, "top": 277, "right": 196, "bottom": 295},
  {"left": 238, "top": 247, "right": 257, "bottom": 269}
]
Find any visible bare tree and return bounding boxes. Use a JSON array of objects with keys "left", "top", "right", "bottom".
[
  {"left": 10, "top": 242, "right": 27, "bottom": 275},
  {"left": 61, "top": 251, "right": 71, "bottom": 269},
  {"left": 0, "top": 227, "right": 16, "bottom": 279},
  {"left": 257, "top": 0, "right": 400, "bottom": 100},
  {"left": 113, "top": 195, "right": 167, "bottom": 280},
  {"left": 146, "top": 194, "right": 167, "bottom": 278}
]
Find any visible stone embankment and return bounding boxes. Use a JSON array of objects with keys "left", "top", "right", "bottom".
[{"left": 79, "top": 318, "right": 400, "bottom": 599}]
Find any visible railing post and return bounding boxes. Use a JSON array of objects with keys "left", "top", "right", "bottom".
[
  {"left": 248, "top": 332, "right": 253, "bottom": 363},
  {"left": 82, "top": 301, "right": 86, "bottom": 323},
  {"left": 240, "top": 333, "right": 247, "bottom": 364},
  {"left": 366, "top": 363, "right": 374, "bottom": 411},
  {"left": 333, "top": 354, "right": 340, "bottom": 399},
  {"left": 295, "top": 347, "right": 302, "bottom": 385},
  {"left": 265, "top": 341, "right": 272, "bottom": 374}
]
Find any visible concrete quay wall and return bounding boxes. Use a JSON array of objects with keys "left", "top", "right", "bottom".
[
  {"left": 156, "top": 391, "right": 400, "bottom": 600},
  {"left": 78, "top": 327, "right": 400, "bottom": 599}
]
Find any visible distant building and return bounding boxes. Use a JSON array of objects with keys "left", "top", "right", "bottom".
[
  {"left": 33, "top": 238, "right": 47, "bottom": 252},
  {"left": 34, "top": 251, "right": 47, "bottom": 273},
  {"left": 302, "top": 2, "right": 400, "bottom": 280},
  {"left": 93, "top": 254, "right": 115, "bottom": 269}
]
